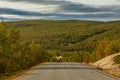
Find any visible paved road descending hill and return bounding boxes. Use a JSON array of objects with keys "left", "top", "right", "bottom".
[{"left": 14, "top": 62, "right": 117, "bottom": 80}]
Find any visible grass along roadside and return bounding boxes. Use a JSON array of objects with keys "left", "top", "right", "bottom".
[
  {"left": 90, "top": 63, "right": 120, "bottom": 79},
  {"left": 87, "top": 63, "right": 120, "bottom": 80},
  {"left": 3, "top": 62, "right": 46, "bottom": 80}
]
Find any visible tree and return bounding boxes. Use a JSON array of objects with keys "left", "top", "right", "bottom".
[
  {"left": 105, "top": 40, "right": 120, "bottom": 56},
  {"left": 96, "top": 41, "right": 109, "bottom": 61}
]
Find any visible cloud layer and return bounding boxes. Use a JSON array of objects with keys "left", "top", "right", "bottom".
[{"left": 0, "top": 0, "right": 120, "bottom": 21}]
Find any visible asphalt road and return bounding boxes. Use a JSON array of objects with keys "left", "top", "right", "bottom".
[{"left": 14, "top": 62, "right": 118, "bottom": 80}]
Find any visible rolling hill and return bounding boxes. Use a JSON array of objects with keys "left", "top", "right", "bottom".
[
  {"left": 7, "top": 20, "right": 120, "bottom": 52},
  {"left": 5, "top": 20, "right": 120, "bottom": 62}
]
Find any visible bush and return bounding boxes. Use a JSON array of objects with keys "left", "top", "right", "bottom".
[{"left": 114, "top": 55, "right": 120, "bottom": 64}]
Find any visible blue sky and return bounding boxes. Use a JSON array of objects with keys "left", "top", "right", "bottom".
[{"left": 0, "top": 0, "right": 120, "bottom": 21}]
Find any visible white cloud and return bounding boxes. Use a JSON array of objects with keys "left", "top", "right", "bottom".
[
  {"left": 66, "top": 0, "right": 120, "bottom": 5},
  {"left": 1, "top": 14, "right": 56, "bottom": 21},
  {"left": 0, "top": 1, "right": 59, "bottom": 13},
  {"left": 58, "top": 12, "right": 115, "bottom": 15}
]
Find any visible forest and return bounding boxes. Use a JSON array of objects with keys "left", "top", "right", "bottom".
[{"left": 0, "top": 20, "right": 120, "bottom": 78}]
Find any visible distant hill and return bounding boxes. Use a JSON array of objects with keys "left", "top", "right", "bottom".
[
  {"left": 3, "top": 20, "right": 120, "bottom": 62},
  {"left": 6, "top": 20, "right": 120, "bottom": 52}
]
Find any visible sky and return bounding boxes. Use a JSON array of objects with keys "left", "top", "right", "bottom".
[{"left": 0, "top": 0, "right": 120, "bottom": 21}]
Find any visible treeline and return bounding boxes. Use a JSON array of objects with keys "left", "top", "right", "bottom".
[
  {"left": 79, "top": 40, "right": 120, "bottom": 63},
  {"left": 49, "top": 40, "right": 120, "bottom": 63},
  {"left": 0, "top": 22, "right": 50, "bottom": 77}
]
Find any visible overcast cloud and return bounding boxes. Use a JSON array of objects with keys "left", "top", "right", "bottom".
[{"left": 0, "top": 0, "right": 120, "bottom": 21}]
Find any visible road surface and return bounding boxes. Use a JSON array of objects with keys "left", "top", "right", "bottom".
[{"left": 14, "top": 62, "right": 118, "bottom": 80}]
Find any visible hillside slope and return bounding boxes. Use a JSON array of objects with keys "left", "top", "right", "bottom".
[
  {"left": 92, "top": 53, "right": 120, "bottom": 77},
  {"left": 93, "top": 53, "right": 120, "bottom": 69}
]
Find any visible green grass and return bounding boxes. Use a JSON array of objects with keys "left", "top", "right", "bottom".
[{"left": 0, "top": 71, "right": 20, "bottom": 80}]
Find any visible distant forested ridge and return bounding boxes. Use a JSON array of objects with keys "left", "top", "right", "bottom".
[
  {"left": 6, "top": 20, "right": 120, "bottom": 60},
  {"left": 7, "top": 20, "right": 120, "bottom": 60},
  {"left": 1, "top": 20, "right": 120, "bottom": 78}
]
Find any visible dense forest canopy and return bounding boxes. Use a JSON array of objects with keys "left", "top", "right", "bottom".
[
  {"left": 7, "top": 20, "right": 120, "bottom": 52},
  {"left": 2, "top": 20, "right": 120, "bottom": 61}
]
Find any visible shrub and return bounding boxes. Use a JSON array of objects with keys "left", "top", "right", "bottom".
[{"left": 114, "top": 55, "right": 120, "bottom": 64}]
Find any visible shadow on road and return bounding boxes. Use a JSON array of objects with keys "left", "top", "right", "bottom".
[
  {"left": 42, "top": 63, "right": 82, "bottom": 66},
  {"left": 33, "top": 63, "right": 95, "bottom": 70},
  {"left": 37, "top": 67, "right": 95, "bottom": 70}
]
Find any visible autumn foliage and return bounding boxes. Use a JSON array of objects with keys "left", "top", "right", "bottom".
[{"left": 0, "top": 22, "right": 50, "bottom": 75}]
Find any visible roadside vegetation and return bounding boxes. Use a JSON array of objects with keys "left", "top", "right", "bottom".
[
  {"left": 0, "top": 22, "right": 50, "bottom": 79},
  {"left": 114, "top": 55, "right": 120, "bottom": 64}
]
